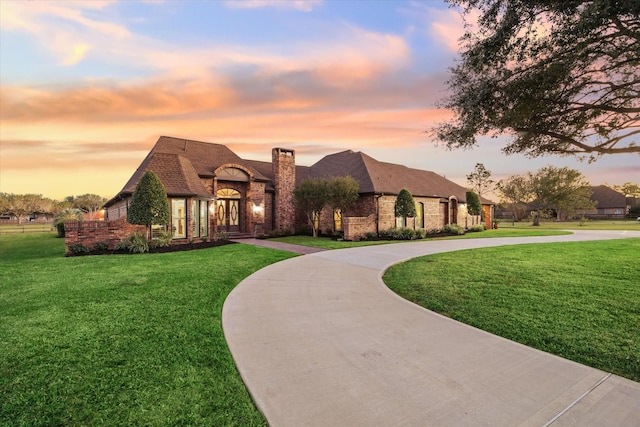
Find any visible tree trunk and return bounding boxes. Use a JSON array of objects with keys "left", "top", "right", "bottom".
[{"left": 532, "top": 211, "right": 540, "bottom": 226}]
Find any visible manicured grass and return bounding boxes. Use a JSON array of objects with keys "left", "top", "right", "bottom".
[
  {"left": 383, "top": 238, "right": 640, "bottom": 382},
  {"left": 270, "top": 235, "right": 396, "bottom": 249},
  {"left": 0, "top": 223, "right": 55, "bottom": 234},
  {"left": 271, "top": 228, "right": 570, "bottom": 249},
  {"left": 0, "top": 233, "right": 296, "bottom": 426},
  {"left": 497, "top": 219, "right": 640, "bottom": 230}
]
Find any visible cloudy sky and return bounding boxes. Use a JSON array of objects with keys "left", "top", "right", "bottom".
[{"left": 1, "top": 0, "right": 637, "bottom": 200}]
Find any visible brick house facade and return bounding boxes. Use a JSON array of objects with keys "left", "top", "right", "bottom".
[{"left": 103, "top": 136, "right": 493, "bottom": 241}]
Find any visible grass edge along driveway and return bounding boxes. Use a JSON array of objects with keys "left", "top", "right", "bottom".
[
  {"left": 384, "top": 238, "right": 640, "bottom": 383},
  {"left": 0, "top": 233, "right": 296, "bottom": 427}
]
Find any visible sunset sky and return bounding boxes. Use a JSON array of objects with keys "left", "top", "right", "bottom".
[{"left": 1, "top": 0, "right": 637, "bottom": 201}]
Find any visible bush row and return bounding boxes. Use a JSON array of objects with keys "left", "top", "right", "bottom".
[
  {"left": 66, "top": 231, "right": 230, "bottom": 256},
  {"left": 370, "top": 223, "right": 472, "bottom": 241}
]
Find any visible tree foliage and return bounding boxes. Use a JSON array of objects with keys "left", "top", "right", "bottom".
[
  {"left": 327, "top": 176, "right": 359, "bottom": 213},
  {"left": 609, "top": 182, "right": 640, "bottom": 198},
  {"left": 465, "top": 191, "right": 481, "bottom": 216},
  {"left": 498, "top": 166, "right": 594, "bottom": 224},
  {"left": 466, "top": 163, "right": 495, "bottom": 198},
  {"left": 327, "top": 176, "right": 359, "bottom": 232},
  {"left": 466, "top": 163, "right": 494, "bottom": 220},
  {"left": 53, "top": 208, "right": 84, "bottom": 237},
  {"left": 434, "top": 0, "right": 640, "bottom": 159},
  {"left": 394, "top": 188, "right": 417, "bottom": 227},
  {"left": 0, "top": 193, "right": 54, "bottom": 223},
  {"left": 127, "top": 171, "right": 170, "bottom": 239},
  {"left": 68, "top": 194, "right": 107, "bottom": 220},
  {"left": 293, "top": 177, "right": 329, "bottom": 237},
  {"left": 496, "top": 174, "right": 533, "bottom": 220}
]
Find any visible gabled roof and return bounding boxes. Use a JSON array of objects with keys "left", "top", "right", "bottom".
[
  {"left": 118, "top": 152, "right": 211, "bottom": 199},
  {"left": 151, "top": 136, "right": 270, "bottom": 181},
  {"left": 308, "top": 150, "right": 490, "bottom": 203},
  {"left": 591, "top": 185, "right": 627, "bottom": 208},
  {"left": 107, "top": 136, "right": 494, "bottom": 207}
]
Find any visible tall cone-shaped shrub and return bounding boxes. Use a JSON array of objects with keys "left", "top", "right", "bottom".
[{"left": 127, "top": 171, "right": 170, "bottom": 240}]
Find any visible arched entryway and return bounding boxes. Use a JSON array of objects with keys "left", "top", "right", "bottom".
[{"left": 216, "top": 188, "right": 241, "bottom": 232}]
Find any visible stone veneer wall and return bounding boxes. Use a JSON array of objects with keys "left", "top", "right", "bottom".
[{"left": 272, "top": 148, "right": 296, "bottom": 232}]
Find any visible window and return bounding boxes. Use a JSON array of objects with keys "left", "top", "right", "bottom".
[
  {"left": 192, "top": 200, "right": 200, "bottom": 238},
  {"left": 200, "top": 200, "right": 208, "bottom": 237},
  {"left": 191, "top": 200, "right": 209, "bottom": 238},
  {"left": 416, "top": 202, "right": 424, "bottom": 228},
  {"left": 151, "top": 224, "right": 166, "bottom": 239},
  {"left": 216, "top": 188, "right": 241, "bottom": 199},
  {"left": 334, "top": 208, "right": 342, "bottom": 231},
  {"left": 172, "top": 199, "right": 187, "bottom": 238}
]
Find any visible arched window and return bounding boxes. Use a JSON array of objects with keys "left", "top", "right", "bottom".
[{"left": 216, "top": 188, "right": 241, "bottom": 199}]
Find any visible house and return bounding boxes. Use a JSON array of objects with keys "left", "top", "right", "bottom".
[
  {"left": 104, "top": 136, "right": 494, "bottom": 241},
  {"left": 577, "top": 185, "right": 632, "bottom": 219}
]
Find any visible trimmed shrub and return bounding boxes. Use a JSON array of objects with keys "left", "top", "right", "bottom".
[
  {"left": 154, "top": 230, "right": 173, "bottom": 247},
  {"left": 93, "top": 241, "right": 109, "bottom": 251},
  {"left": 379, "top": 227, "right": 425, "bottom": 240},
  {"left": 68, "top": 243, "right": 90, "bottom": 255},
  {"left": 443, "top": 224, "right": 465, "bottom": 235},
  {"left": 364, "top": 231, "right": 379, "bottom": 241},
  {"left": 467, "top": 224, "right": 487, "bottom": 232},
  {"left": 116, "top": 232, "right": 149, "bottom": 253}
]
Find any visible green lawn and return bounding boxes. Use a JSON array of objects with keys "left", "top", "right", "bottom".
[
  {"left": 271, "top": 228, "right": 570, "bottom": 249},
  {"left": 0, "top": 223, "right": 55, "bottom": 234},
  {"left": 0, "top": 233, "right": 296, "bottom": 426},
  {"left": 383, "top": 238, "right": 640, "bottom": 382},
  {"left": 497, "top": 219, "right": 640, "bottom": 230}
]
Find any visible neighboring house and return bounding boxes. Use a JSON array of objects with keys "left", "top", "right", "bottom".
[
  {"left": 577, "top": 185, "right": 630, "bottom": 219},
  {"left": 104, "top": 136, "right": 494, "bottom": 241}
]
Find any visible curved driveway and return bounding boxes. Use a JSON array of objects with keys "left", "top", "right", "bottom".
[{"left": 223, "top": 230, "right": 640, "bottom": 426}]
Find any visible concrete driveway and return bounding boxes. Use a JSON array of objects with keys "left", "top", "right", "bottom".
[{"left": 223, "top": 230, "right": 640, "bottom": 426}]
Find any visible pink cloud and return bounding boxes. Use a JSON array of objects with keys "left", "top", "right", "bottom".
[{"left": 223, "top": 0, "right": 322, "bottom": 12}]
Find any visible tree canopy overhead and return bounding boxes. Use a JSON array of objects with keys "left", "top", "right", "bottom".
[{"left": 434, "top": 0, "right": 640, "bottom": 159}]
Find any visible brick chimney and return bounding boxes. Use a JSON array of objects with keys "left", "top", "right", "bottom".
[{"left": 272, "top": 148, "right": 296, "bottom": 232}]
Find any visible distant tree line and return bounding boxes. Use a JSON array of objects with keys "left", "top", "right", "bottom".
[
  {"left": 497, "top": 166, "right": 597, "bottom": 223},
  {"left": 0, "top": 193, "right": 107, "bottom": 224}
]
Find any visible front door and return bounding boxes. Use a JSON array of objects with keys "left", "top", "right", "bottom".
[{"left": 216, "top": 199, "right": 240, "bottom": 232}]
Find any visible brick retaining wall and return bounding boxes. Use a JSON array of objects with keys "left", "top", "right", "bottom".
[
  {"left": 343, "top": 215, "right": 376, "bottom": 241},
  {"left": 64, "top": 219, "right": 145, "bottom": 254}
]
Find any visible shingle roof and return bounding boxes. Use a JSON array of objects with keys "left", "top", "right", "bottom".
[
  {"left": 151, "top": 136, "right": 270, "bottom": 181},
  {"left": 591, "top": 185, "right": 626, "bottom": 208},
  {"left": 117, "top": 152, "right": 211, "bottom": 199},
  {"left": 107, "top": 137, "right": 494, "bottom": 207},
  {"left": 308, "top": 150, "right": 490, "bottom": 203}
]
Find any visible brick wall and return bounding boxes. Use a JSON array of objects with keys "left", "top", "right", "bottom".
[
  {"left": 248, "top": 181, "right": 266, "bottom": 235},
  {"left": 343, "top": 215, "right": 376, "bottom": 241},
  {"left": 64, "top": 218, "right": 145, "bottom": 254},
  {"left": 272, "top": 148, "right": 296, "bottom": 232}
]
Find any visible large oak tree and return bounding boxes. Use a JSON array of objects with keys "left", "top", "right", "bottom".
[{"left": 434, "top": 0, "right": 640, "bottom": 159}]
